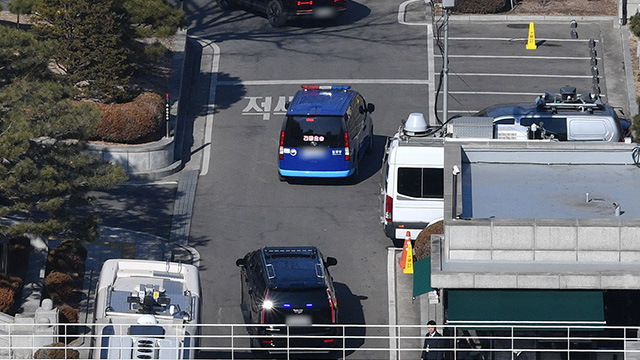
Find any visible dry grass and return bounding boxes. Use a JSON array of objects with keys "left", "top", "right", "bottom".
[{"left": 511, "top": 0, "right": 617, "bottom": 16}]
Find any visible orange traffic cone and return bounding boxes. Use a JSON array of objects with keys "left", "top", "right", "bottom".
[
  {"left": 403, "top": 241, "right": 414, "bottom": 274},
  {"left": 399, "top": 231, "right": 411, "bottom": 269}
]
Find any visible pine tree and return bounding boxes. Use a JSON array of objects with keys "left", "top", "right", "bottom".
[
  {"left": 0, "top": 27, "right": 53, "bottom": 85},
  {"left": 33, "top": 0, "right": 132, "bottom": 103},
  {"left": 124, "top": 0, "right": 186, "bottom": 38},
  {"left": 0, "top": 79, "right": 128, "bottom": 241},
  {"left": 8, "top": 0, "right": 37, "bottom": 29}
]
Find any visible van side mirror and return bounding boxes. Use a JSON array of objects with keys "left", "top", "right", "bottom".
[
  {"left": 367, "top": 103, "right": 375, "bottom": 113},
  {"left": 236, "top": 258, "right": 247, "bottom": 267},
  {"left": 285, "top": 101, "right": 290, "bottom": 110},
  {"left": 325, "top": 257, "right": 338, "bottom": 267}
]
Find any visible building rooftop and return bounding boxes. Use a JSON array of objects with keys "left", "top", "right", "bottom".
[
  {"left": 432, "top": 141, "right": 640, "bottom": 290},
  {"left": 461, "top": 161, "right": 640, "bottom": 220}
]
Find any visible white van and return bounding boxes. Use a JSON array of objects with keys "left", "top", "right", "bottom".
[
  {"left": 380, "top": 113, "right": 444, "bottom": 241},
  {"left": 467, "top": 87, "right": 628, "bottom": 142}
]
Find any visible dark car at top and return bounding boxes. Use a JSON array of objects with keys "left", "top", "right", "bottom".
[
  {"left": 235, "top": 246, "right": 340, "bottom": 353},
  {"left": 216, "top": 0, "right": 347, "bottom": 27},
  {"left": 278, "top": 85, "right": 375, "bottom": 182}
]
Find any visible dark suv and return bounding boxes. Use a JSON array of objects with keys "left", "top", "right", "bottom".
[
  {"left": 235, "top": 246, "right": 339, "bottom": 353},
  {"left": 216, "top": 0, "right": 347, "bottom": 28}
]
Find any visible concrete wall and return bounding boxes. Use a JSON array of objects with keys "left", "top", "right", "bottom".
[
  {"left": 88, "top": 136, "right": 179, "bottom": 178},
  {"left": 444, "top": 219, "right": 640, "bottom": 262},
  {"left": 627, "top": 0, "right": 640, "bottom": 20},
  {"left": 87, "top": 28, "right": 188, "bottom": 179}
]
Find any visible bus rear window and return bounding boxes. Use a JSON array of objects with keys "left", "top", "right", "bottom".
[{"left": 283, "top": 116, "right": 345, "bottom": 148}]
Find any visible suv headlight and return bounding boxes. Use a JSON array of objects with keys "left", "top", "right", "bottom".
[{"left": 262, "top": 300, "right": 274, "bottom": 310}]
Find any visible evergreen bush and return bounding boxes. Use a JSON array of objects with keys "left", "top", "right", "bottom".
[
  {"left": 44, "top": 272, "right": 75, "bottom": 304},
  {"left": 47, "top": 241, "right": 87, "bottom": 278},
  {"left": 0, "top": 274, "right": 22, "bottom": 314},
  {"left": 630, "top": 13, "right": 640, "bottom": 37}
]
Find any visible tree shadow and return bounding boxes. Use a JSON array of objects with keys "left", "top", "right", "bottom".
[
  {"left": 87, "top": 183, "right": 177, "bottom": 239},
  {"left": 175, "top": 37, "right": 246, "bottom": 165}
]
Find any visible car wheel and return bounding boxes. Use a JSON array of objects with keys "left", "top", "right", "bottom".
[
  {"left": 278, "top": 171, "right": 286, "bottom": 182},
  {"left": 267, "top": 0, "right": 287, "bottom": 28},
  {"left": 216, "top": 0, "right": 235, "bottom": 10}
]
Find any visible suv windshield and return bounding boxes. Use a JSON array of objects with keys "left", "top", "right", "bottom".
[
  {"left": 283, "top": 116, "right": 345, "bottom": 148},
  {"left": 265, "top": 288, "right": 331, "bottom": 324}
]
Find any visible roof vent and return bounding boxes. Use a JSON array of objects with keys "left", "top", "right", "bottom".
[
  {"left": 403, "top": 113, "right": 429, "bottom": 136},
  {"left": 134, "top": 338, "right": 158, "bottom": 359}
]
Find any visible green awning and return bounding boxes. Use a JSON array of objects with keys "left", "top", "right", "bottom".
[
  {"left": 447, "top": 290, "right": 605, "bottom": 326},
  {"left": 413, "top": 258, "right": 432, "bottom": 297}
]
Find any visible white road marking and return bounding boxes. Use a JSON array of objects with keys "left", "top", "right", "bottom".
[
  {"left": 387, "top": 246, "right": 399, "bottom": 360},
  {"left": 217, "top": 79, "right": 432, "bottom": 86},
  {"left": 449, "top": 54, "right": 596, "bottom": 60},
  {"left": 451, "top": 73, "right": 593, "bottom": 78},
  {"left": 427, "top": 22, "right": 436, "bottom": 124},
  {"left": 448, "top": 91, "right": 606, "bottom": 96},
  {"left": 398, "top": 0, "right": 430, "bottom": 26},
  {"left": 449, "top": 37, "right": 599, "bottom": 43},
  {"left": 191, "top": 37, "right": 220, "bottom": 177}
]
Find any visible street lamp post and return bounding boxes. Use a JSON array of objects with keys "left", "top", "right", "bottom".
[{"left": 442, "top": 0, "right": 454, "bottom": 124}]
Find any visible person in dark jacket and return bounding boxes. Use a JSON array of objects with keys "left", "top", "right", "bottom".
[{"left": 421, "top": 320, "right": 446, "bottom": 360}]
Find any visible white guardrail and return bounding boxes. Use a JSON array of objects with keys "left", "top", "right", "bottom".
[{"left": 1, "top": 323, "right": 640, "bottom": 359}]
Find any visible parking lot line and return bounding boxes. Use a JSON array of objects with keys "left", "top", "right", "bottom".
[
  {"left": 450, "top": 37, "right": 598, "bottom": 43},
  {"left": 216, "top": 79, "right": 432, "bottom": 86},
  {"left": 449, "top": 54, "right": 594, "bottom": 60},
  {"left": 453, "top": 73, "right": 593, "bottom": 78}
]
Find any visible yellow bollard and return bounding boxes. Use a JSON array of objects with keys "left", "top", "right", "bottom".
[{"left": 526, "top": 22, "right": 537, "bottom": 50}]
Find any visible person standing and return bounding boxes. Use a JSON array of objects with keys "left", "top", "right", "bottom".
[{"left": 421, "top": 320, "right": 446, "bottom": 360}]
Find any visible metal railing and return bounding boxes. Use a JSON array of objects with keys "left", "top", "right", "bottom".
[{"left": 1, "top": 322, "right": 639, "bottom": 359}]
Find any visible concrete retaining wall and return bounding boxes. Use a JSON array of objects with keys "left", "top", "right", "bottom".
[
  {"left": 445, "top": 219, "right": 640, "bottom": 262},
  {"left": 88, "top": 28, "right": 188, "bottom": 179},
  {"left": 627, "top": 0, "right": 640, "bottom": 19},
  {"left": 88, "top": 136, "right": 179, "bottom": 178}
]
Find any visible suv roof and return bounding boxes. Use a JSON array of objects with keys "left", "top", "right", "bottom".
[
  {"left": 287, "top": 86, "right": 355, "bottom": 116},
  {"left": 260, "top": 246, "right": 327, "bottom": 289}
]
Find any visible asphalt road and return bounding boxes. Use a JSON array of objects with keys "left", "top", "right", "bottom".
[
  {"left": 184, "top": 1, "right": 426, "bottom": 357},
  {"left": 177, "top": 0, "right": 628, "bottom": 358}
]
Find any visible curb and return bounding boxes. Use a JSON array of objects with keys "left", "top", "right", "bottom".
[{"left": 449, "top": 14, "right": 619, "bottom": 26}]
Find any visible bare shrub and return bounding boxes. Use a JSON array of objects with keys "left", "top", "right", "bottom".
[{"left": 414, "top": 221, "right": 444, "bottom": 261}]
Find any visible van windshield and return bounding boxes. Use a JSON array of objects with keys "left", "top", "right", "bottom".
[{"left": 283, "top": 116, "right": 345, "bottom": 148}]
